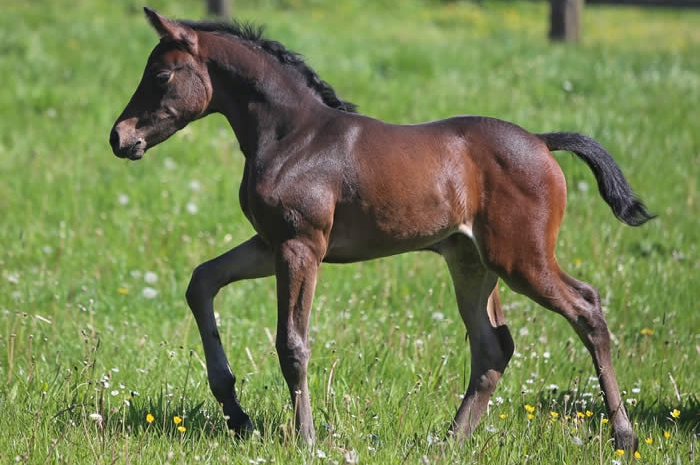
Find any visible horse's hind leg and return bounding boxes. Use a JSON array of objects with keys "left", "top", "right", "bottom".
[
  {"left": 477, "top": 199, "right": 638, "bottom": 450},
  {"left": 185, "top": 235, "right": 275, "bottom": 434},
  {"left": 437, "top": 234, "right": 515, "bottom": 438}
]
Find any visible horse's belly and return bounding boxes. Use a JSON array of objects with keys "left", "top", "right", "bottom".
[{"left": 324, "top": 209, "right": 460, "bottom": 263}]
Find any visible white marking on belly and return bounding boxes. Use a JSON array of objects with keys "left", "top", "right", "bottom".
[{"left": 457, "top": 223, "right": 474, "bottom": 239}]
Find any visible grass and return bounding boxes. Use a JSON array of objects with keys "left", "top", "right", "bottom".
[{"left": 0, "top": 0, "right": 698, "bottom": 463}]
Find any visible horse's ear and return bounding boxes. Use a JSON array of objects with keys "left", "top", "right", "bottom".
[{"left": 143, "top": 7, "right": 197, "bottom": 51}]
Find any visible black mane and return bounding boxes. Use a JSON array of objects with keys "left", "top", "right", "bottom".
[{"left": 180, "top": 19, "right": 357, "bottom": 113}]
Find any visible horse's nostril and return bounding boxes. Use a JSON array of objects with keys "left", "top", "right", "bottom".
[{"left": 109, "top": 129, "right": 120, "bottom": 150}]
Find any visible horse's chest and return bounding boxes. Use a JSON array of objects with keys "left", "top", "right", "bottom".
[{"left": 239, "top": 167, "right": 332, "bottom": 243}]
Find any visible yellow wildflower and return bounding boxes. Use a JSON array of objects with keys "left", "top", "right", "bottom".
[
  {"left": 527, "top": 413, "right": 535, "bottom": 420},
  {"left": 576, "top": 411, "right": 585, "bottom": 419},
  {"left": 118, "top": 287, "right": 129, "bottom": 295},
  {"left": 601, "top": 418, "right": 609, "bottom": 425},
  {"left": 173, "top": 415, "right": 183, "bottom": 425},
  {"left": 645, "top": 437, "right": 653, "bottom": 445},
  {"left": 664, "top": 431, "right": 671, "bottom": 438},
  {"left": 634, "top": 451, "right": 641, "bottom": 459},
  {"left": 177, "top": 425, "right": 186, "bottom": 433},
  {"left": 640, "top": 328, "right": 653, "bottom": 336},
  {"left": 585, "top": 410, "right": 593, "bottom": 417},
  {"left": 499, "top": 413, "right": 508, "bottom": 420},
  {"left": 550, "top": 411, "right": 559, "bottom": 418},
  {"left": 670, "top": 409, "right": 681, "bottom": 419},
  {"left": 615, "top": 449, "right": 625, "bottom": 457},
  {"left": 146, "top": 413, "right": 155, "bottom": 423},
  {"left": 525, "top": 404, "right": 535, "bottom": 413}
]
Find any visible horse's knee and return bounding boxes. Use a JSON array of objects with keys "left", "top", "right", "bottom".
[
  {"left": 276, "top": 333, "right": 310, "bottom": 380},
  {"left": 185, "top": 263, "right": 214, "bottom": 307}
]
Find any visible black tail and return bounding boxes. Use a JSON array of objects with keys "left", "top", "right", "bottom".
[{"left": 536, "top": 132, "right": 655, "bottom": 226}]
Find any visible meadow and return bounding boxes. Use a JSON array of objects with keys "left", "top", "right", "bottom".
[{"left": 0, "top": 0, "right": 698, "bottom": 463}]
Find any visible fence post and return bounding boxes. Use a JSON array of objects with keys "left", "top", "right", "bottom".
[
  {"left": 207, "top": 0, "right": 231, "bottom": 18},
  {"left": 549, "top": 0, "right": 583, "bottom": 42}
]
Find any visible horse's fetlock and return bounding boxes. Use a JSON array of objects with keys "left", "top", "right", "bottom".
[{"left": 208, "top": 371, "right": 236, "bottom": 400}]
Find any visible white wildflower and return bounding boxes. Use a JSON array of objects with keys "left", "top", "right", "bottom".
[
  {"left": 186, "top": 202, "right": 198, "bottom": 214},
  {"left": 143, "top": 271, "right": 158, "bottom": 284},
  {"left": 142, "top": 287, "right": 158, "bottom": 299}
]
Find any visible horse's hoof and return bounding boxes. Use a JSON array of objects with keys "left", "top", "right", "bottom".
[{"left": 226, "top": 411, "right": 254, "bottom": 437}]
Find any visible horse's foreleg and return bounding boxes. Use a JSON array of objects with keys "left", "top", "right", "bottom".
[
  {"left": 185, "top": 235, "right": 275, "bottom": 434},
  {"left": 275, "top": 239, "right": 321, "bottom": 445},
  {"left": 439, "top": 236, "right": 514, "bottom": 439}
]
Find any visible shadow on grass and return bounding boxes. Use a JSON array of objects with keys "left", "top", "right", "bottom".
[
  {"left": 51, "top": 391, "right": 235, "bottom": 441},
  {"left": 533, "top": 378, "right": 699, "bottom": 435}
]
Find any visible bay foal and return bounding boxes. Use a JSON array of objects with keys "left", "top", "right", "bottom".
[{"left": 110, "top": 8, "right": 654, "bottom": 450}]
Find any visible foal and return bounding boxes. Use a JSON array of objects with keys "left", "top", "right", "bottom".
[{"left": 110, "top": 8, "right": 653, "bottom": 450}]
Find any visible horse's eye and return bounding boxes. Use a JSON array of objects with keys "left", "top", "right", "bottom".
[{"left": 155, "top": 71, "right": 172, "bottom": 86}]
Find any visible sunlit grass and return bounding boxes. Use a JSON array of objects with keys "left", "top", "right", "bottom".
[{"left": 0, "top": 0, "right": 698, "bottom": 464}]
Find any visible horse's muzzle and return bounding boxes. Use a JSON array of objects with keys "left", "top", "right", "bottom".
[{"left": 110, "top": 127, "right": 145, "bottom": 160}]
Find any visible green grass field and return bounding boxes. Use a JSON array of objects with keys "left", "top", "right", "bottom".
[{"left": 1, "top": 0, "right": 697, "bottom": 463}]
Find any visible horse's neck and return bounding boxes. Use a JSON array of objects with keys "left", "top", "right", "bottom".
[{"left": 209, "top": 55, "right": 325, "bottom": 159}]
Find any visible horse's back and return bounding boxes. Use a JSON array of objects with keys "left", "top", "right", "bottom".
[{"left": 324, "top": 113, "right": 564, "bottom": 262}]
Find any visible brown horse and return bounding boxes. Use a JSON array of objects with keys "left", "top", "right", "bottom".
[{"left": 110, "top": 8, "right": 654, "bottom": 450}]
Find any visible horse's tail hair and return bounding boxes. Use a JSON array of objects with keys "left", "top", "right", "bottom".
[{"left": 536, "top": 132, "right": 655, "bottom": 227}]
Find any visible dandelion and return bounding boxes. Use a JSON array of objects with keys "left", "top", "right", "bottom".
[
  {"left": 173, "top": 415, "right": 183, "bottom": 425},
  {"left": 601, "top": 418, "right": 609, "bottom": 425},
  {"left": 670, "top": 408, "right": 681, "bottom": 419},
  {"left": 146, "top": 413, "right": 155, "bottom": 423},
  {"left": 663, "top": 431, "right": 671, "bottom": 438},
  {"left": 527, "top": 414, "right": 535, "bottom": 420},
  {"left": 499, "top": 413, "right": 508, "bottom": 420},
  {"left": 177, "top": 425, "right": 187, "bottom": 433},
  {"left": 144, "top": 271, "right": 158, "bottom": 284},
  {"left": 585, "top": 410, "right": 593, "bottom": 417},
  {"left": 89, "top": 413, "right": 103, "bottom": 423},
  {"left": 524, "top": 404, "right": 535, "bottom": 414},
  {"left": 640, "top": 328, "right": 654, "bottom": 336},
  {"left": 550, "top": 411, "right": 559, "bottom": 422},
  {"left": 118, "top": 287, "right": 129, "bottom": 295},
  {"left": 576, "top": 411, "right": 585, "bottom": 419},
  {"left": 634, "top": 451, "right": 642, "bottom": 459},
  {"left": 644, "top": 437, "right": 653, "bottom": 445},
  {"left": 186, "top": 202, "right": 199, "bottom": 215},
  {"left": 142, "top": 287, "right": 158, "bottom": 299},
  {"left": 615, "top": 449, "right": 625, "bottom": 457}
]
